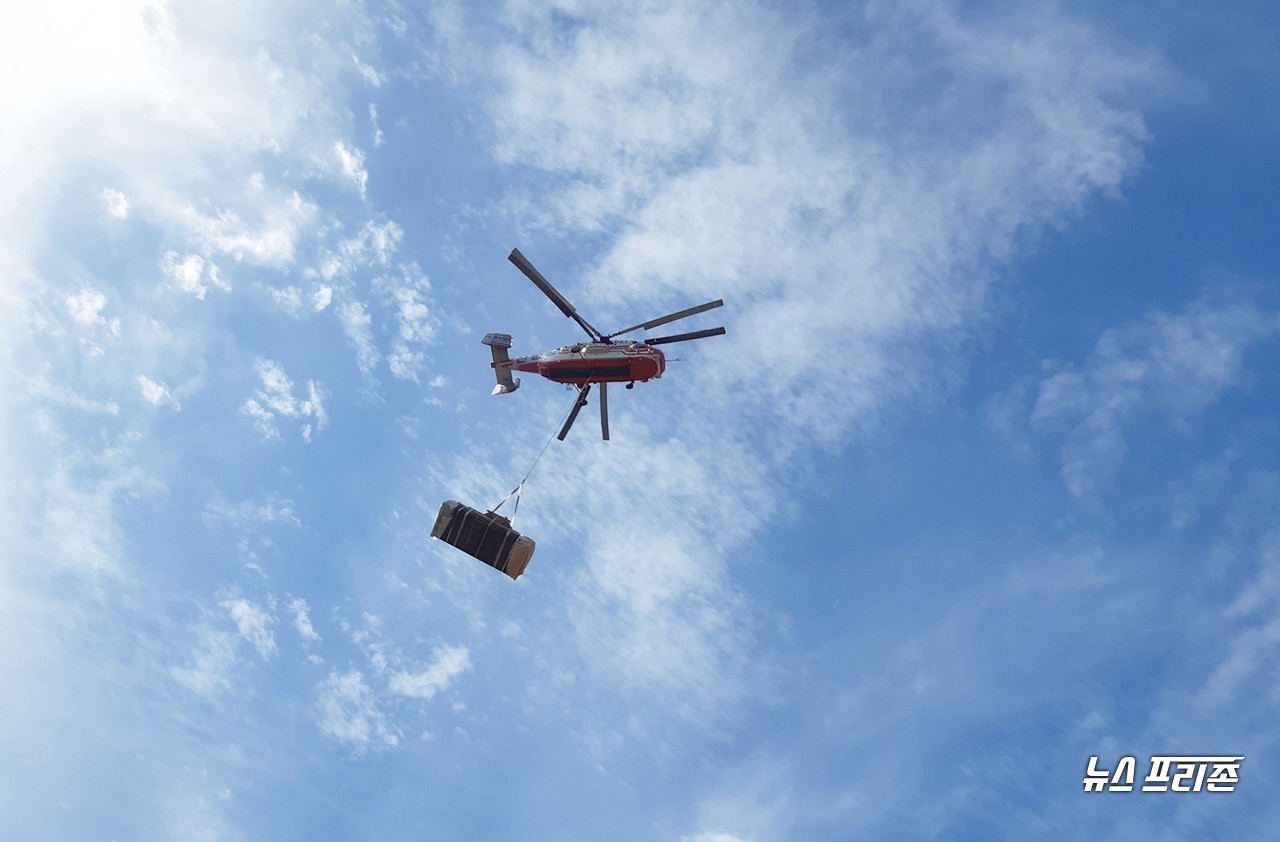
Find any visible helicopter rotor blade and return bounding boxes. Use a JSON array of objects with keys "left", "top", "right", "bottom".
[
  {"left": 508, "top": 248, "right": 603, "bottom": 341},
  {"left": 607, "top": 299, "right": 724, "bottom": 339},
  {"left": 643, "top": 326, "right": 727, "bottom": 346},
  {"left": 599, "top": 381, "right": 610, "bottom": 441},
  {"left": 557, "top": 384, "right": 591, "bottom": 441}
]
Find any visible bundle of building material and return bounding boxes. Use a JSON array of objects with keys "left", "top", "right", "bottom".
[{"left": 431, "top": 500, "right": 535, "bottom": 580}]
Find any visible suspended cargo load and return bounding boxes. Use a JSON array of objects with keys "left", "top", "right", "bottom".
[{"left": 431, "top": 500, "right": 535, "bottom": 580}]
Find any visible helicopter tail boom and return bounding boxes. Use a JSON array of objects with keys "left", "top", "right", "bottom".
[{"left": 482, "top": 333, "right": 521, "bottom": 395}]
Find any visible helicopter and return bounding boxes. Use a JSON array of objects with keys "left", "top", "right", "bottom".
[{"left": 482, "top": 247, "right": 726, "bottom": 441}]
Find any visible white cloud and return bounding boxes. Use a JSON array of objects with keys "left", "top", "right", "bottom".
[
  {"left": 315, "top": 669, "right": 399, "bottom": 751},
  {"left": 240, "top": 399, "right": 278, "bottom": 439},
  {"left": 60, "top": 286, "right": 121, "bottom": 357},
  {"left": 202, "top": 493, "right": 309, "bottom": 589},
  {"left": 64, "top": 288, "right": 115, "bottom": 330},
  {"left": 138, "top": 374, "right": 180, "bottom": 410},
  {"left": 288, "top": 597, "right": 321, "bottom": 645},
  {"left": 348, "top": 219, "right": 402, "bottom": 267},
  {"left": 171, "top": 627, "right": 238, "bottom": 696},
  {"left": 160, "top": 787, "right": 240, "bottom": 842},
  {"left": 160, "top": 251, "right": 231, "bottom": 300},
  {"left": 171, "top": 599, "right": 278, "bottom": 696},
  {"left": 39, "top": 464, "right": 128, "bottom": 578},
  {"left": 352, "top": 54, "right": 383, "bottom": 88},
  {"left": 170, "top": 591, "right": 282, "bottom": 691},
  {"left": 317, "top": 219, "right": 403, "bottom": 281},
  {"left": 202, "top": 491, "right": 301, "bottom": 573},
  {"left": 1198, "top": 529, "right": 1280, "bottom": 709},
  {"left": 0, "top": 0, "right": 363, "bottom": 281},
  {"left": 368, "top": 103, "right": 385, "bottom": 148},
  {"left": 378, "top": 264, "right": 438, "bottom": 382},
  {"left": 388, "top": 644, "right": 471, "bottom": 700},
  {"left": 317, "top": 254, "right": 344, "bottom": 282},
  {"left": 241, "top": 359, "right": 328, "bottom": 441},
  {"left": 1025, "top": 288, "right": 1278, "bottom": 498},
  {"left": 101, "top": 187, "right": 130, "bottom": 219},
  {"left": 6, "top": 0, "right": 1253, "bottom": 835},
  {"left": 338, "top": 300, "right": 381, "bottom": 381},
  {"left": 267, "top": 285, "right": 304, "bottom": 315},
  {"left": 433, "top": 0, "right": 1164, "bottom": 729},
  {"left": 0, "top": 0, "right": 454, "bottom": 830},
  {"left": 334, "top": 141, "right": 369, "bottom": 198},
  {"left": 328, "top": 243, "right": 437, "bottom": 384},
  {"left": 680, "top": 757, "right": 796, "bottom": 842},
  {"left": 683, "top": 832, "right": 751, "bottom": 842},
  {"left": 64, "top": 288, "right": 106, "bottom": 326},
  {"left": 262, "top": 280, "right": 343, "bottom": 318},
  {"left": 29, "top": 374, "right": 120, "bottom": 416},
  {"left": 168, "top": 190, "right": 317, "bottom": 270},
  {"left": 312, "top": 285, "right": 334, "bottom": 311},
  {"left": 222, "top": 598, "right": 277, "bottom": 661}
]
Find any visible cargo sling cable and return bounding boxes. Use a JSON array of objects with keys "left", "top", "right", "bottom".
[{"left": 486, "top": 390, "right": 582, "bottom": 525}]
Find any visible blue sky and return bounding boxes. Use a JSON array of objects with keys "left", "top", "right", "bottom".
[{"left": 2, "top": 1, "right": 1278, "bottom": 839}]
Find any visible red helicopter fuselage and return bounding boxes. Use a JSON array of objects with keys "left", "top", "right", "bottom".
[{"left": 507, "top": 341, "right": 665, "bottom": 385}]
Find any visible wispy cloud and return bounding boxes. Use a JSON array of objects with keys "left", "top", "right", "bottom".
[
  {"left": 303, "top": 217, "right": 445, "bottom": 387},
  {"left": 368, "top": 103, "right": 385, "bottom": 148},
  {"left": 288, "top": 596, "right": 322, "bottom": 646},
  {"left": 172, "top": 597, "right": 280, "bottom": 694},
  {"left": 171, "top": 626, "right": 239, "bottom": 696},
  {"left": 338, "top": 300, "right": 381, "bottom": 382},
  {"left": 59, "top": 287, "right": 122, "bottom": 358},
  {"left": 222, "top": 597, "right": 278, "bottom": 661},
  {"left": 160, "top": 251, "right": 231, "bottom": 300},
  {"left": 388, "top": 644, "right": 471, "bottom": 700},
  {"left": 315, "top": 669, "right": 400, "bottom": 751},
  {"left": 378, "top": 263, "right": 439, "bottom": 383},
  {"left": 315, "top": 219, "right": 403, "bottom": 282},
  {"left": 168, "top": 189, "right": 318, "bottom": 270},
  {"left": 39, "top": 463, "right": 130, "bottom": 578},
  {"left": 203, "top": 492, "right": 302, "bottom": 531},
  {"left": 64, "top": 288, "right": 111, "bottom": 327},
  {"left": 0, "top": 0, "right": 435, "bottom": 834},
  {"left": 137, "top": 375, "right": 181, "bottom": 410},
  {"left": 101, "top": 187, "right": 130, "bottom": 219},
  {"left": 241, "top": 359, "right": 328, "bottom": 441},
  {"left": 10, "top": 0, "right": 1267, "bottom": 837},
  {"left": 202, "top": 492, "right": 303, "bottom": 575},
  {"left": 334, "top": 141, "right": 369, "bottom": 198},
  {"left": 1198, "top": 528, "right": 1280, "bottom": 710},
  {"left": 1012, "top": 287, "right": 1279, "bottom": 498},
  {"left": 436, "top": 0, "right": 1162, "bottom": 730}
]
